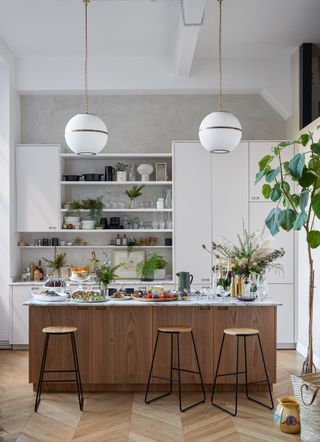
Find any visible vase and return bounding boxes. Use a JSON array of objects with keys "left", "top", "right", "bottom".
[
  {"left": 116, "top": 171, "right": 127, "bottom": 181},
  {"left": 164, "top": 189, "right": 172, "bottom": 209},
  {"left": 154, "top": 269, "right": 166, "bottom": 280},
  {"left": 274, "top": 396, "right": 300, "bottom": 434},
  {"left": 128, "top": 163, "right": 136, "bottom": 181}
]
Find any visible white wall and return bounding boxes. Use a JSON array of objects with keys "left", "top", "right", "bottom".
[{"left": 0, "top": 39, "right": 20, "bottom": 345}]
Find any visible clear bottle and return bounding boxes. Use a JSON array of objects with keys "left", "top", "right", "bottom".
[
  {"left": 115, "top": 234, "right": 121, "bottom": 246},
  {"left": 159, "top": 212, "right": 166, "bottom": 229},
  {"left": 164, "top": 189, "right": 172, "bottom": 209},
  {"left": 128, "top": 163, "right": 136, "bottom": 181},
  {"left": 122, "top": 234, "right": 128, "bottom": 246}
]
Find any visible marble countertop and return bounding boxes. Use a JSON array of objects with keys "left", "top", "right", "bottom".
[{"left": 24, "top": 298, "right": 281, "bottom": 307}]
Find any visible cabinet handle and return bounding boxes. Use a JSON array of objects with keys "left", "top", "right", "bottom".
[
  {"left": 200, "top": 306, "right": 210, "bottom": 310},
  {"left": 49, "top": 226, "right": 58, "bottom": 230},
  {"left": 217, "top": 306, "right": 228, "bottom": 310},
  {"left": 77, "top": 307, "right": 88, "bottom": 310},
  {"left": 95, "top": 307, "right": 106, "bottom": 310},
  {"left": 251, "top": 196, "right": 260, "bottom": 200},
  {"left": 201, "top": 278, "right": 210, "bottom": 282}
]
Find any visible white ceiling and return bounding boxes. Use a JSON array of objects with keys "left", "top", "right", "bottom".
[{"left": 0, "top": 0, "right": 319, "bottom": 117}]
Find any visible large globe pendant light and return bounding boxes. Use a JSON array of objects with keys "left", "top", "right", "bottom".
[
  {"left": 65, "top": 0, "right": 108, "bottom": 155},
  {"left": 199, "top": 0, "right": 242, "bottom": 154}
]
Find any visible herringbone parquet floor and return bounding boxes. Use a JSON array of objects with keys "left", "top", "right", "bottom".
[{"left": 0, "top": 350, "right": 301, "bottom": 442}]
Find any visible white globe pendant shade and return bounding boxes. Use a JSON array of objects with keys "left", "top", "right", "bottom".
[
  {"left": 199, "top": 111, "right": 242, "bottom": 154},
  {"left": 65, "top": 113, "right": 108, "bottom": 155}
]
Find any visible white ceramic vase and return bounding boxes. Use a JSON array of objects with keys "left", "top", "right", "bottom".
[
  {"left": 154, "top": 269, "right": 166, "bottom": 280},
  {"left": 117, "top": 171, "right": 127, "bottom": 181},
  {"left": 137, "top": 164, "right": 153, "bottom": 181}
]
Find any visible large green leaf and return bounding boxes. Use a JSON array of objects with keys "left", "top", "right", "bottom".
[
  {"left": 281, "top": 181, "right": 290, "bottom": 194},
  {"left": 255, "top": 169, "right": 266, "bottom": 184},
  {"left": 265, "top": 167, "right": 281, "bottom": 183},
  {"left": 293, "top": 211, "right": 307, "bottom": 231},
  {"left": 311, "top": 143, "right": 320, "bottom": 155},
  {"left": 298, "top": 167, "right": 316, "bottom": 187},
  {"left": 311, "top": 194, "right": 320, "bottom": 219},
  {"left": 299, "top": 133, "right": 311, "bottom": 146},
  {"left": 265, "top": 207, "right": 281, "bottom": 236},
  {"left": 258, "top": 155, "right": 273, "bottom": 171},
  {"left": 308, "top": 157, "right": 320, "bottom": 172},
  {"left": 289, "top": 153, "right": 305, "bottom": 179},
  {"left": 262, "top": 183, "right": 271, "bottom": 199},
  {"left": 278, "top": 209, "right": 296, "bottom": 231},
  {"left": 299, "top": 189, "right": 309, "bottom": 211},
  {"left": 270, "top": 185, "right": 282, "bottom": 201},
  {"left": 307, "top": 230, "right": 320, "bottom": 249}
]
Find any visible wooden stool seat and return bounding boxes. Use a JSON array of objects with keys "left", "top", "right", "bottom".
[
  {"left": 42, "top": 326, "right": 78, "bottom": 334},
  {"left": 158, "top": 326, "right": 192, "bottom": 334},
  {"left": 224, "top": 328, "right": 259, "bottom": 336}
]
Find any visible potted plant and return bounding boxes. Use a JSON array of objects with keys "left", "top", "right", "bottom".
[
  {"left": 136, "top": 253, "right": 167, "bottom": 281},
  {"left": 81, "top": 197, "right": 104, "bottom": 225},
  {"left": 153, "top": 253, "right": 167, "bottom": 280},
  {"left": 65, "top": 200, "right": 82, "bottom": 226},
  {"left": 256, "top": 131, "right": 320, "bottom": 374},
  {"left": 115, "top": 162, "right": 128, "bottom": 182},
  {"left": 43, "top": 248, "right": 67, "bottom": 278},
  {"left": 96, "top": 258, "right": 121, "bottom": 294},
  {"left": 125, "top": 185, "right": 145, "bottom": 209}
]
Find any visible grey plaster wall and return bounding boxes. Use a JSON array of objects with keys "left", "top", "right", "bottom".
[{"left": 21, "top": 94, "right": 285, "bottom": 152}]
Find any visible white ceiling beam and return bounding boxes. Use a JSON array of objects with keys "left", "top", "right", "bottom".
[{"left": 174, "top": 0, "right": 207, "bottom": 78}]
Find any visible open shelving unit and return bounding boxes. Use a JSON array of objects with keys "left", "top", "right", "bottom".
[{"left": 17, "top": 147, "right": 174, "bottom": 284}]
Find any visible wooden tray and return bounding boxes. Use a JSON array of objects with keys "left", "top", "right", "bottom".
[{"left": 134, "top": 297, "right": 179, "bottom": 302}]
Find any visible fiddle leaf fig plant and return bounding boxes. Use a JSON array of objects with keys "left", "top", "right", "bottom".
[{"left": 256, "top": 130, "right": 320, "bottom": 374}]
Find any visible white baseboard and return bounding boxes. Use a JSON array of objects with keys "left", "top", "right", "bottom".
[{"left": 296, "top": 342, "right": 320, "bottom": 369}]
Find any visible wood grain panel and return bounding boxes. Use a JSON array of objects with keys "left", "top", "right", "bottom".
[
  {"left": 213, "top": 306, "right": 276, "bottom": 384},
  {"left": 151, "top": 306, "right": 214, "bottom": 384},
  {"left": 92, "top": 306, "right": 152, "bottom": 384},
  {"left": 29, "top": 306, "right": 92, "bottom": 384}
]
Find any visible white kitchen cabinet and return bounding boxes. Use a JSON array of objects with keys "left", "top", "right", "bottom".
[
  {"left": 250, "top": 202, "right": 294, "bottom": 284},
  {"left": 268, "top": 284, "right": 295, "bottom": 346},
  {"left": 173, "top": 142, "right": 212, "bottom": 285},
  {"left": 212, "top": 142, "right": 249, "bottom": 243},
  {"left": 249, "top": 141, "right": 295, "bottom": 201},
  {"left": 10, "top": 285, "right": 30, "bottom": 347},
  {"left": 16, "top": 144, "right": 60, "bottom": 232}
]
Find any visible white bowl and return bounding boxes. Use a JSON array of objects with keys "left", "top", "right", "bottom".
[{"left": 65, "top": 216, "right": 80, "bottom": 224}]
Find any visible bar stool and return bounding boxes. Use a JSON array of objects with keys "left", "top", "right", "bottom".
[
  {"left": 34, "top": 326, "right": 84, "bottom": 412},
  {"left": 145, "top": 326, "right": 206, "bottom": 412},
  {"left": 211, "top": 328, "right": 274, "bottom": 417}
]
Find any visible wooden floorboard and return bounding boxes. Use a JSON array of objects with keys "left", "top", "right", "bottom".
[{"left": 0, "top": 350, "right": 302, "bottom": 441}]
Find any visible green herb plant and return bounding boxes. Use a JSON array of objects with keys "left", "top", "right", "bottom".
[
  {"left": 136, "top": 253, "right": 167, "bottom": 280},
  {"left": 43, "top": 248, "right": 67, "bottom": 278},
  {"left": 97, "top": 259, "right": 122, "bottom": 293},
  {"left": 81, "top": 197, "right": 104, "bottom": 221},
  {"left": 125, "top": 185, "right": 145, "bottom": 209},
  {"left": 256, "top": 130, "right": 320, "bottom": 374},
  {"left": 66, "top": 200, "right": 82, "bottom": 216}
]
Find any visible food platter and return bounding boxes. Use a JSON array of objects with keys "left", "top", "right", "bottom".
[
  {"left": 134, "top": 296, "right": 179, "bottom": 302},
  {"left": 32, "top": 289, "right": 67, "bottom": 302},
  {"left": 70, "top": 290, "right": 108, "bottom": 303}
]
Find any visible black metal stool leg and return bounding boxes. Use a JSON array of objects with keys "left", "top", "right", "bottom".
[
  {"left": 176, "top": 333, "right": 183, "bottom": 411},
  {"left": 244, "top": 335, "right": 249, "bottom": 399},
  {"left": 211, "top": 333, "right": 225, "bottom": 405},
  {"left": 71, "top": 332, "right": 84, "bottom": 410},
  {"left": 34, "top": 333, "right": 50, "bottom": 412},
  {"left": 234, "top": 335, "right": 239, "bottom": 417},
  {"left": 145, "top": 331, "right": 173, "bottom": 404}
]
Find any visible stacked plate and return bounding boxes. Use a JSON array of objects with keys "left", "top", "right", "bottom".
[
  {"left": 65, "top": 215, "right": 80, "bottom": 224},
  {"left": 81, "top": 220, "right": 96, "bottom": 230}
]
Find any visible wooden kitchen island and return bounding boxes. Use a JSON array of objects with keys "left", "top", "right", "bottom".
[{"left": 25, "top": 299, "right": 278, "bottom": 392}]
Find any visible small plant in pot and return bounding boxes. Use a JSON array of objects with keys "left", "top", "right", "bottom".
[
  {"left": 65, "top": 200, "right": 82, "bottom": 225},
  {"left": 125, "top": 185, "right": 145, "bottom": 209},
  {"left": 136, "top": 253, "right": 167, "bottom": 281},
  {"left": 81, "top": 197, "right": 104, "bottom": 227},
  {"left": 115, "top": 162, "right": 128, "bottom": 182},
  {"left": 43, "top": 248, "right": 67, "bottom": 278},
  {"left": 96, "top": 256, "right": 121, "bottom": 295}
]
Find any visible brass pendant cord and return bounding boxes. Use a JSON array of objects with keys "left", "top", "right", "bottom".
[
  {"left": 218, "top": 0, "right": 223, "bottom": 112},
  {"left": 84, "top": 0, "right": 90, "bottom": 114}
]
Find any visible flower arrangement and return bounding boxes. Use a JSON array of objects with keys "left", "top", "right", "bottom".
[{"left": 202, "top": 227, "right": 284, "bottom": 277}]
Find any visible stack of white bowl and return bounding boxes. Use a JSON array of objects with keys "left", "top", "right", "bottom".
[
  {"left": 64, "top": 215, "right": 80, "bottom": 225},
  {"left": 81, "top": 219, "right": 96, "bottom": 230}
]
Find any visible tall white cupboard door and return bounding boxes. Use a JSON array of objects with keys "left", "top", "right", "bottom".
[
  {"left": 249, "top": 141, "right": 295, "bottom": 201},
  {"left": 268, "top": 284, "right": 295, "bottom": 346},
  {"left": 212, "top": 142, "right": 249, "bottom": 243},
  {"left": 174, "top": 142, "right": 212, "bottom": 285},
  {"left": 250, "top": 202, "right": 294, "bottom": 284},
  {"left": 16, "top": 144, "right": 60, "bottom": 232},
  {"left": 11, "top": 286, "right": 30, "bottom": 346}
]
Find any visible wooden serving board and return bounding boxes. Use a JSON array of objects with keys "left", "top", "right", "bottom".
[{"left": 134, "top": 297, "right": 179, "bottom": 302}]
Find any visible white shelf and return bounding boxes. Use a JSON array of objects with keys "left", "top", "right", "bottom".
[
  {"left": 19, "top": 245, "right": 172, "bottom": 249},
  {"left": 60, "top": 153, "right": 172, "bottom": 159},
  {"left": 61, "top": 208, "right": 173, "bottom": 213},
  {"left": 60, "top": 181, "right": 172, "bottom": 186},
  {"left": 60, "top": 229, "right": 173, "bottom": 233}
]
